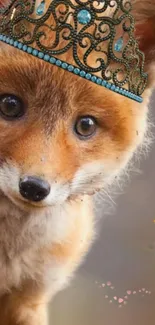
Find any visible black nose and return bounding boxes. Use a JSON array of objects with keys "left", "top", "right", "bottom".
[{"left": 19, "top": 176, "right": 50, "bottom": 202}]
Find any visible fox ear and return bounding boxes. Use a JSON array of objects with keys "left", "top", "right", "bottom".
[{"left": 133, "top": 0, "right": 155, "bottom": 73}]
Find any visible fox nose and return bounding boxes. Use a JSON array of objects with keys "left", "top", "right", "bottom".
[{"left": 19, "top": 176, "right": 50, "bottom": 202}]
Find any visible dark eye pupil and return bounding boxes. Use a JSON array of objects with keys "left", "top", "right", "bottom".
[
  {"left": 81, "top": 118, "right": 93, "bottom": 131},
  {"left": 0, "top": 95, "right": 24, "bottom": 120},
  {"left": 75, "top": 116, "right": 96, "bottom": 137}
]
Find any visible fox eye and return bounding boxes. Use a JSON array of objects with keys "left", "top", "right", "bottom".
[
  {"left": 0, "top": 94, "right": 25, "bottom": 120},
  {"left": 74, "top": 116, "right": 97, "bottom": 139}
]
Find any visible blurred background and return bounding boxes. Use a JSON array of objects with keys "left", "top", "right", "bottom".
[{"left": 49, "top": 91, "right": 155, "bottom": 325}]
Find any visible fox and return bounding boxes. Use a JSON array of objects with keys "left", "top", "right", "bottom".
[{"left": 0, "top": 0, "right": 154, "bottom": 324}]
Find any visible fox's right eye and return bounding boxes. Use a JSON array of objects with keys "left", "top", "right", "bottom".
[{"left": 0, "top": 94, "right": 25, "bottom": 120}]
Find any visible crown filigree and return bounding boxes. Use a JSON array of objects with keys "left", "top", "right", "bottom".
[{"left": 0, "top": 0, "right": 148, "bottom": 102}]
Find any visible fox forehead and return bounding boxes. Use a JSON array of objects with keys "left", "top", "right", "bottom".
[{"left": 0, "top": 45, "right": 135, "bottom": 120}]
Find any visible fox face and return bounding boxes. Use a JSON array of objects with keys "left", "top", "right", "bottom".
[{"left": 0, "top": 0, "right": 154, "bottom": 211}]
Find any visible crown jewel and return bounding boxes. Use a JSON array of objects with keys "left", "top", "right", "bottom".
[{"left": 0, "top": 0, "right": 148, "bottom": 102}]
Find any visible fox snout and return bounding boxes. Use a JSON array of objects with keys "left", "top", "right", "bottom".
[{"left": 19, "top": 176, "right": 51, "bottom": 202}]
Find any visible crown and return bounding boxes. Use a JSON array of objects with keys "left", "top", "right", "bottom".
[{"left": 0, "top": 0, "right": 148, "bottom": 103}]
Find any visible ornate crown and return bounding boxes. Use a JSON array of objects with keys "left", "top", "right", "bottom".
[{"left": 0, "top": 0, "right": 148, "bottom": 103}]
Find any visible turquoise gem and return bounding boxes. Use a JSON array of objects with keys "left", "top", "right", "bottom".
[
  {"left": 32, "top": 49, "right": 38, "bottom": 56},
  {"left": 44, "top": 54, "right": 50, "bottom": 61},
  {"left": 80, "top": 71, "right": 86, "bottom": 77},
  {"left": 96, "top": 78, "right": 102, "bottom": 85},
  {"left": 68, "top": 65, "right": 74, "bottom": 72},
  {"left": 62, "top": 62, "right": 68, "bottom": 69},
  {"left": 38, "top": 51, "right": 44, "bottom": 58},
  {"left": 56, "top": 60, "right": 62, "bottom": 66},
  {"left": 18, "top": 43, "right": 22, "bottom": 49},
  {"left": 102, "top": 80, "right": 107, "bottom": 87},
  {"left": 50, "top": 57, "right": 56, "bottom": 64},
  {"left": 23, "top": 45, "right": 27, "bottom": 51},
  {"left": 14, "top": 41, "right": 18, "bottom": 47},
  {"left": 74, "top": 68, "right": 80, "bottom": 75},
  {"left": 91, "top": 76, "right": 97, "bottom": 82},
  {"left": 77, "top": 9, "right": 91, "bottom": 25},
  {"left": 86, "top": 73, "right": 91, "bottom": 80},
  {"left": 27, "top": 47, "right": 32, "bottom": 54},
  {"left": 36, "top": 0, "right": 45, "bottom": 16},
  {"left": 114, "top": 37, "right": 123, "bottom": 52}
]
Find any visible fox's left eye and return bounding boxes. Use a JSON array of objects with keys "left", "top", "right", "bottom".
[
  {"left": 0, "top": 94, "right": 25, "bottom": 120},
  {"left": 74, "top": 116, "right": 97, "bottom": 139}
]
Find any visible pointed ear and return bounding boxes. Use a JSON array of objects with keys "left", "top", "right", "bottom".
[{"left": 133, "top": 0, "right": 155, "bottom": 72}]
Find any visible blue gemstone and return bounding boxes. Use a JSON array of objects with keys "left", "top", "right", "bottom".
[
  {"left": 0, "top": 35, "right": 3, "bottom": 41},
  {"left": 106, "top": 83, "right": 111, "bottom": 89},
  {"left": 96, "top": 78, "right": 102, "bottom": 85},
  {"left": 14, "top": 41, "right": 18, "bottom": 47},
  {"left": 38, "top": 51, "right": 44, "bottom": 58},
  {"left": 111, "top": 85, "right": 115, "bottom": 91},
  {"left": 68, "top": 65, "right": 74, "bottom": 72},
  {"left": 115, "top": 87, "right": 119, "bottom": 92},
  {"left": 102, "top": 80, "right": 107, "bottom": 87},
  {"left": 27, "top": 47, "right": 32, "bottom": 54},
  {"left": 77, "top": 9, "right": 91, "bottom": 25},
  {"left": 80, "top": 71, "right": 86, "bottom": 77},
  {"left": 62, "top": 62, "right": 68, "bottom": 69},
  {"left": 23, "top": 45, "right": 27, "bottom": 51},
  {"left": 114, "top": 37, "right": 123, "bottom": 52},
  {"left": 50, "top": 57, "right": 56, "bottom": 64},
  {"left": 74, "top": 68, "right": 80, "bottom": 75},
  {"left": 44, "top": 54, "right": 50, "bottom": 61},
  {"left": 56, "top": 60, "right": 62, "bottom": 66},
  {"left": 36, "top": 0, "right": 45, "bottom": 16},
  {"left": 9, "top": 39, "right": 14, "bottom": 45},
  {"left": 91, "top": 76, "right": 97, "bottom": 82},
  {"left": 18, "top": 42, "right": 22, "bottom": 49},
  {"left": 86, "top": 73, "right": 91, "bottom": 80},
  {"left": 32, "top": 49, "right": 38, "bottom": 56}
]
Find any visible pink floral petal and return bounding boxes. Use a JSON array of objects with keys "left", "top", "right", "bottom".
[
  {"left": 107, "top": 281, "right": 112, "bottom": 286},
  {"left": 113, "top": 296, "right": 117, "bottom": 301},
  {"left": 124, "top": 296, "right": 128, "bottom": 299},
  {"left": 118, "top": 298, "right": 124, "bottom": 304},
  {"left": 133, "top": 291, "right": 136, "bottom": 294},
  {"left": 127, "top": 290, "right": 131, "bottom": 295}
]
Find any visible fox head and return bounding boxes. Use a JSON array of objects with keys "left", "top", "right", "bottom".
[{"left": 0, "top": 0, "right": 154, "bottom": 210}]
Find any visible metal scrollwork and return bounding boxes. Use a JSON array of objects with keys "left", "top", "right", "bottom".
[{"left": 0, "top": 0, "right": 147, "bottom": 95}]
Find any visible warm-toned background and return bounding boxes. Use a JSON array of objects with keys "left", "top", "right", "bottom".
[{"left": 49, "top": 91, "right": 155, "bottom": 325}]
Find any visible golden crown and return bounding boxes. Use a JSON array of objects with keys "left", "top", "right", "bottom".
[{"left": 0, "top": 0, "right": 148, "bottom": 102}]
